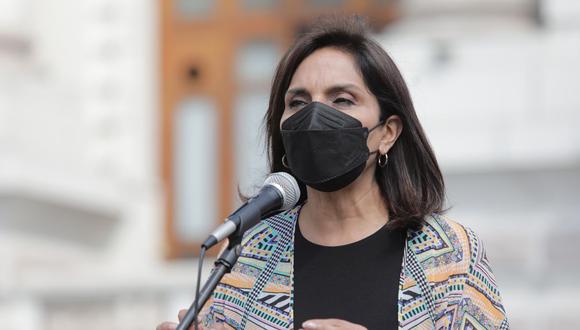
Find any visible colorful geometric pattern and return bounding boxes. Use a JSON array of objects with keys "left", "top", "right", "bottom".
[{"left": 200, "top": 204, "right": 509, "bottom": 329}]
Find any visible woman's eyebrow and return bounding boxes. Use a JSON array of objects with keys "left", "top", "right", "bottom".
[
  {"left": 286, "top": 84, "right": 362, "bottom": 98},
  {"left": 325, "top": 84, "right": 362, "bottom": 95},
  {"left": 285, "top": 87, "right": 309, "bottom": 98}
]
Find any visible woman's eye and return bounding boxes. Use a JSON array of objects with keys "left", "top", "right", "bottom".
[
  {"left": 334, "top": 97, "right": 354, "bottom": 106},
  {"left": 289, "top": 100, "right": 307, "bottom": 108}
]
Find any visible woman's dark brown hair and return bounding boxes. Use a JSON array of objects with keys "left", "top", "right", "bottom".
[{"left": 264, "top": 15, "right": 445, "bottom": 230}]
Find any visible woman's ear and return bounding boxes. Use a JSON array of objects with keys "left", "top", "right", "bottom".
[{"left": 379, "top": 115, "right": 403, "bottom": 154}]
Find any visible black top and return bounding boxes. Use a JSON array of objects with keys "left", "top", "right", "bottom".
[{"left": 293, "top": 221, "right": 405, "bottom": 330}]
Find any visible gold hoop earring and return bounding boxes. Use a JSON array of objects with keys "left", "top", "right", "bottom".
[
  {"left": 282, "top": 154, "right": 289, "bottom": 168},
  {"left": 378, "top": 153, "right": 388, "bottom": 168}
]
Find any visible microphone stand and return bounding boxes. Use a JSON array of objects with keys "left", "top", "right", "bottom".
[{"left": 176, "top": 236, "right": 243, "bottom": 330}]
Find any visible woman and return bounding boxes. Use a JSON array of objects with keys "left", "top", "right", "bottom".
[{"left": 159, "top": 15, "right": 509, "bottom": 330}]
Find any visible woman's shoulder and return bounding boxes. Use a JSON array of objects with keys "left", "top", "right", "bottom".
[
  {"left": 417, "top": 215, "right": 509, "bottom": 328},
  {"left": 409, "top": 212, "right": 487, "bottom": 272},
  {"left": 424, "top": 212, "right": 476, "bottom": 241}
]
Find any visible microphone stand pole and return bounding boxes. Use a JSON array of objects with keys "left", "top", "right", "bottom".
[{"left": 176, "top": 236, "right": 243, "bottom": 330}]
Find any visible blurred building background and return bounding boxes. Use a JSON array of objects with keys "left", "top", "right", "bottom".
[{"left": 0, "top": 0, "right": 579, "bottom": 329}]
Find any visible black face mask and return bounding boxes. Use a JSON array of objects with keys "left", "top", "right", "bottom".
[{"left": 280, "top": 101, "right": 383, "bottom": 192}]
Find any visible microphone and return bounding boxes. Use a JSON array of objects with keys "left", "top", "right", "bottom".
[{"left": 201, "top": 172, "right": 300, "bottom": 250}]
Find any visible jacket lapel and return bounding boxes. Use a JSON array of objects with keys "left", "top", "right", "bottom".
[
  {"left": 240, "top": 207, "right": 298, "bottom": 329},
  {"left": 398, "top": 227, "right": 436, "bottom": 329}
]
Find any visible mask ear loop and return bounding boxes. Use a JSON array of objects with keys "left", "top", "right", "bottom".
[
  {"left": 367, "top": 118, "right": 386, "bottom": 156},
  {"left": 369, "top": 119, "right": 386, "bottom": 133}
]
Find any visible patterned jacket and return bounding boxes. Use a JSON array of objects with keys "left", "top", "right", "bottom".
[{"left": 200, "top": 204, "right": 510, "bottom": 329}]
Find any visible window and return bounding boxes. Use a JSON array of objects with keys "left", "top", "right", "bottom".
[
  {"left": 242, "top": 0, "right": 280, "bottom": 11},
  {"left": 236, "top": 40, "right": 279, "bottom": 84},
  {"left": 174, "top": 0, "right": 214, "bottom": 19},
  {"left": 173, "top": 98, "right": 217, "bottom": 242}
]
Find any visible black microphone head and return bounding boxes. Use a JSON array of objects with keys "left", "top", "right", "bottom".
[{"left": 263, "top": 172, "right": 301, "bottom": 210}]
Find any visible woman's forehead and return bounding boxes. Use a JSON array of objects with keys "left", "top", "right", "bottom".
[{"left": 287, "top": 47, "right": 367, "bottom": 93}]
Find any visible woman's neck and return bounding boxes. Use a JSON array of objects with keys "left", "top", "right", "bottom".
[{"left": 298, "top": 172, "right": 389, "bottom": 246}]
